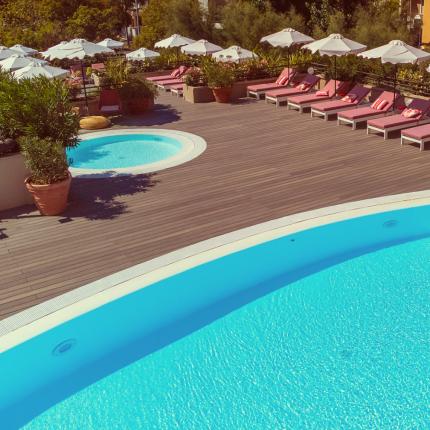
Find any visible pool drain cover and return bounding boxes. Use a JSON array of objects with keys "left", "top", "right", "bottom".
[{"left": 52, "top": 339, "right": 77, "bottom": 356}]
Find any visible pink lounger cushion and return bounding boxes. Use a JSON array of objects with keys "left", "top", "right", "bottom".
[
  {"left": 266, "top": 87, "right": 308, "bottom": 98},
  {"left": 311, "top": 86, "right": 369, "bottom": 112},
  {"left": 248, "top": 68, "right": 295, "bottom": 92},
  {"left": 156, "top": 78, "right": 184, "bottom": 86},
  {"left": 147, "top": 74, "right": 174, "bottom": 82},
  {"left": 339, "top": 93, "right": 394, "bottom": 120},
  {"left": 367, "top": 115, "right": 421, "bottom": 129},
  {"left": 288, "top": 80, "right": 347, "bottom": 105},
  {"left": 147, "top": 66, "right": 188, "bottom": 82},
  {"left": 266, "top": 74, "right": 320, "bottom": 98},
  {"left": 402, "top": 124, "right": 430, "bottom": 139},
  {"left": 368, "top": 99, "right": 430, "bottom": 129},
  {"left": 338, "top": 106, "right": 386, "bottom": 120}
]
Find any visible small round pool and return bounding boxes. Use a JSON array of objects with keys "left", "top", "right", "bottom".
[{"left": 68, "top": 129, "right": 206, "bottom": 178}]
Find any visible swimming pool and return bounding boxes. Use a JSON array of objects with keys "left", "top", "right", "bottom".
[
  {"left": 67, "top": 129, "right": 207, "bottom": 178},
  {"left": 1, "top": 195, "right": 430, "bottom": 429}
]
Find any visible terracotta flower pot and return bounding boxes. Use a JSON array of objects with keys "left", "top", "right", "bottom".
[
  {"left": 211, "top": 87, "right": 232, "bottom": 103},
  {"left": 25, "top": 171, "right": 72, "bottom": 216},
  {"left": 124, "top": 97, "right": 154, "bottom": 115}
]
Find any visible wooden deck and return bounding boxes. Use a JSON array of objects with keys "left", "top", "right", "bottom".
[{"left": 2, "top": 93, "right": 430, "bottom": 320}]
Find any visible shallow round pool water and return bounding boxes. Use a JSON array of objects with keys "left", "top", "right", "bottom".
[
  {"left": 67, "top": 129, "right": 207, "bottom": 177},
  {"left": 68, "top": 134, "right": 182, "bottom": 169},
  {"left": 22, "top": 235, "right": 430, "bottom": 429}
]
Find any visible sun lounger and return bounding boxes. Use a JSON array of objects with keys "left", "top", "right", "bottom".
[
  {"left": 156, "top": 78, "right": 184, "bottom": 90},
  {"left": 246, "top": 68, "right": 296, "bottom": 100},
  {"left": 367, "top": 99, "right": 430, "bottom": 140},
  {"left": 146, "top": 66, "right": 188, "bottom": 83},
  {"left": 337, "top": 91, "right": 395, "bottom": 129},
  {"left": 310, "top": 85, "right": 370, "bottom": 120},
  {"left": 287, "top": 80, "right": 349, "bottom": 113},
  {"left": 170, "top": 83, "right": 184, "bottom": 97},
  {"left": 98, "top": 89, "right": 121, "bottom": 115},
  {"left": 265, "top": 74, "right": 320, "bottom": 107},
  {"left": 401, "top": 124, "right": 430, "bottom": 151}
]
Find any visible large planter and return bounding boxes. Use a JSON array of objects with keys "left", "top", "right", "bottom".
[
  {"left": 211, "top": 87, "right": 232, "bottom": 103},
  {"left": 184, "top": 78, "right": 277, "bottom": 104},
  {"left": 0, "top": 153, "right": 33, "bottom": 211},
  {"left": 25, "top": 172, "right": 72, "bottom": 216},
  {"left": 123, "top": 97, "right": 154, "bottom": 115}
]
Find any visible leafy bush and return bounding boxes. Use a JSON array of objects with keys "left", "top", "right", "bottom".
[
  {"left": 19, "top": 136, "right": 69, "bottom": 185},
  {"left": 183, "top": 68, "right": 207, "bottom": 87},
  {"left": 102, "top": 57, "right": 131, "bottom": 87},
  {"left": 202, "top": 61, "right": 236, "bottom": 89},
  {"left": 119, "top": 77, "right": 158, "bottom": 100},
  {"left": 0, "top": 71, "right": 22, "bottom": 140},
  {"left": 221, "top": 1, "right": 306, "bottom": 49},
  {"left": 0, "top": 73, "right": 79, "bottom": 149}
]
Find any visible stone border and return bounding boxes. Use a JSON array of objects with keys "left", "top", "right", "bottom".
[
  {"left": 1, "top": 190, "right": 430, "bottom": 351},
  {"left": 69, "top": 128, "right": 207, "bottom": 178}
]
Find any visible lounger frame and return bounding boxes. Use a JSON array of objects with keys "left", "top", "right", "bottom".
[
  {"left": 170, "top": 87, "right": 183, "bottom": 97},
  {"left": 265, "top": 91, "right": 307, "bottom": 107},
  {"left": 247, "top": 85, "right": 278, "bottom": 100},
  {"left": 367, "top": 118, "right": 430, "bottom": 140},
  {"left": 400, "top": 133, "right": 430, "bottom": 151},
  {"left": 310, "top": 104, "right": 359, "bottom": 121},
  {"left": 337, "top": 109, "right": 389, "bottom": 130},
  {"left": 287, "top": 98, "right": 330, "bottom": 113}
]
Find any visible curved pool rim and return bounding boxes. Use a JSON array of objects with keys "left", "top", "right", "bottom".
[
  {"left": 2, "top": 189, "right": 430, "bottom": 352},
  {"left": 70, "top": 128, "right": 207, "bottom": 178}
]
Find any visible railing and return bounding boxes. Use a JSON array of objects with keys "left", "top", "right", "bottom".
[{"left": 68, "top": 61, "right": 430, "bottom": 103}]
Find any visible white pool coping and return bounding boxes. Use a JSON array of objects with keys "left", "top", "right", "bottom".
[
  {"left": 1, "top": 190, "right": 430, "bottom": 352},
  {"left": 69, "top": 128, "right": 207, "bottom": 178}
]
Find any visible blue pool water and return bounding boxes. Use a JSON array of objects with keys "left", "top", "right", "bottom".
[
  {"left": 67, "top": 134, "right": 183, "bottom": 169},
  {"left": 22, "top": 235, "right": 430, "bottom": 429}
]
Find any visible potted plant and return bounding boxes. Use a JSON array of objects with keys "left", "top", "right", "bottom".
[
  {"left": 119, "top": 77, "right": 158, "bottom": 114},
  {"left": 2, "top": 76, "right": 79, "bottom": 214},
  {"left": 20, "top": 136, "right": 72, "bottom": 216},
  {"left": 204, "top": 62, "right": 236, "bottom": 103}
]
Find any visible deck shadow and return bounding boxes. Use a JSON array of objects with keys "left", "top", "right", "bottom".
[
  {"left": 65, "top": 173, "right": 159, "bottom": 220},
  {"left": 111, "top": 103, "right": 181, "bottom": 127}
]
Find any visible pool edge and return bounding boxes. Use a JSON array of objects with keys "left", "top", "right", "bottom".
[
  {"left": 2, "top": 189, "right": 430, "bottom": 351},
  {"left": 70, "top": 128, "right": 207, "bottom": 178}
]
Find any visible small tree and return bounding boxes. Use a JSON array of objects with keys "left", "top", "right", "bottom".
[
  {"left": 221, "top": 0, "right": 302, "bottom": 49},
  {"left": 133, "top": 0, "right": 172, "bottom": 48},
  {"left": 351, "top": 1, "right": 412, "bottom": 48}
]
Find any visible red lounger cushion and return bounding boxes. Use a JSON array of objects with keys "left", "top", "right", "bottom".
[
  {"left": 402, "top": 108, "right": 422, "bottom": 118},
  {"left": 266, "top": 87, "right": 306, "bottom": 97},
  {"left": 311, "top": 99, "right": 353, "bottom": 112},
  {"left": 402, "top": 124, "right": 430, "bottom": 139},
  {"left": 157, "top": 78, "right": 184, "bottom": 86},
  {"left": 368, "top": 114, "right": 420, "bottom": 129},
  {"left": 248, "top": 82, "right": 284, "bottom": 92},
  {"left": 338, "top": 106, "right": 384, "bottom": 120},
  {"left": 289, "top": 93, "right": 331, "bottom": 104},
  {"left": 316, "top": 90, "right": 328, "bottom": 96}
]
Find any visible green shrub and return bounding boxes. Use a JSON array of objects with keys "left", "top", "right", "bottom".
[
  {"left": 183, "top": 68, "right": 207, "bottom": 86},
  {"left": 16, "top": 77, "right": 80, "bottom": 148},
  {"left": 0, "top": 71, "right": 22, "bottom": 140},
  {"left": 0, "top": 74, "right": 79, "bottom": 148},
  {"left": 119, "top": 77, "right": 158, "bottom": 100},
  {"left": 102, "top": 57, "right": 131, "bottom": 87},
  {"left": 19, "top": 136, "right": 69, "bottom": 185},
  {"left": 202, "top": 61, "right": 236, "bottom": 88}
]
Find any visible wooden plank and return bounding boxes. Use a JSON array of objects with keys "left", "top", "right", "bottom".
[{"left": 1, "top": 93, "right": 430, "bottom": 319}]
